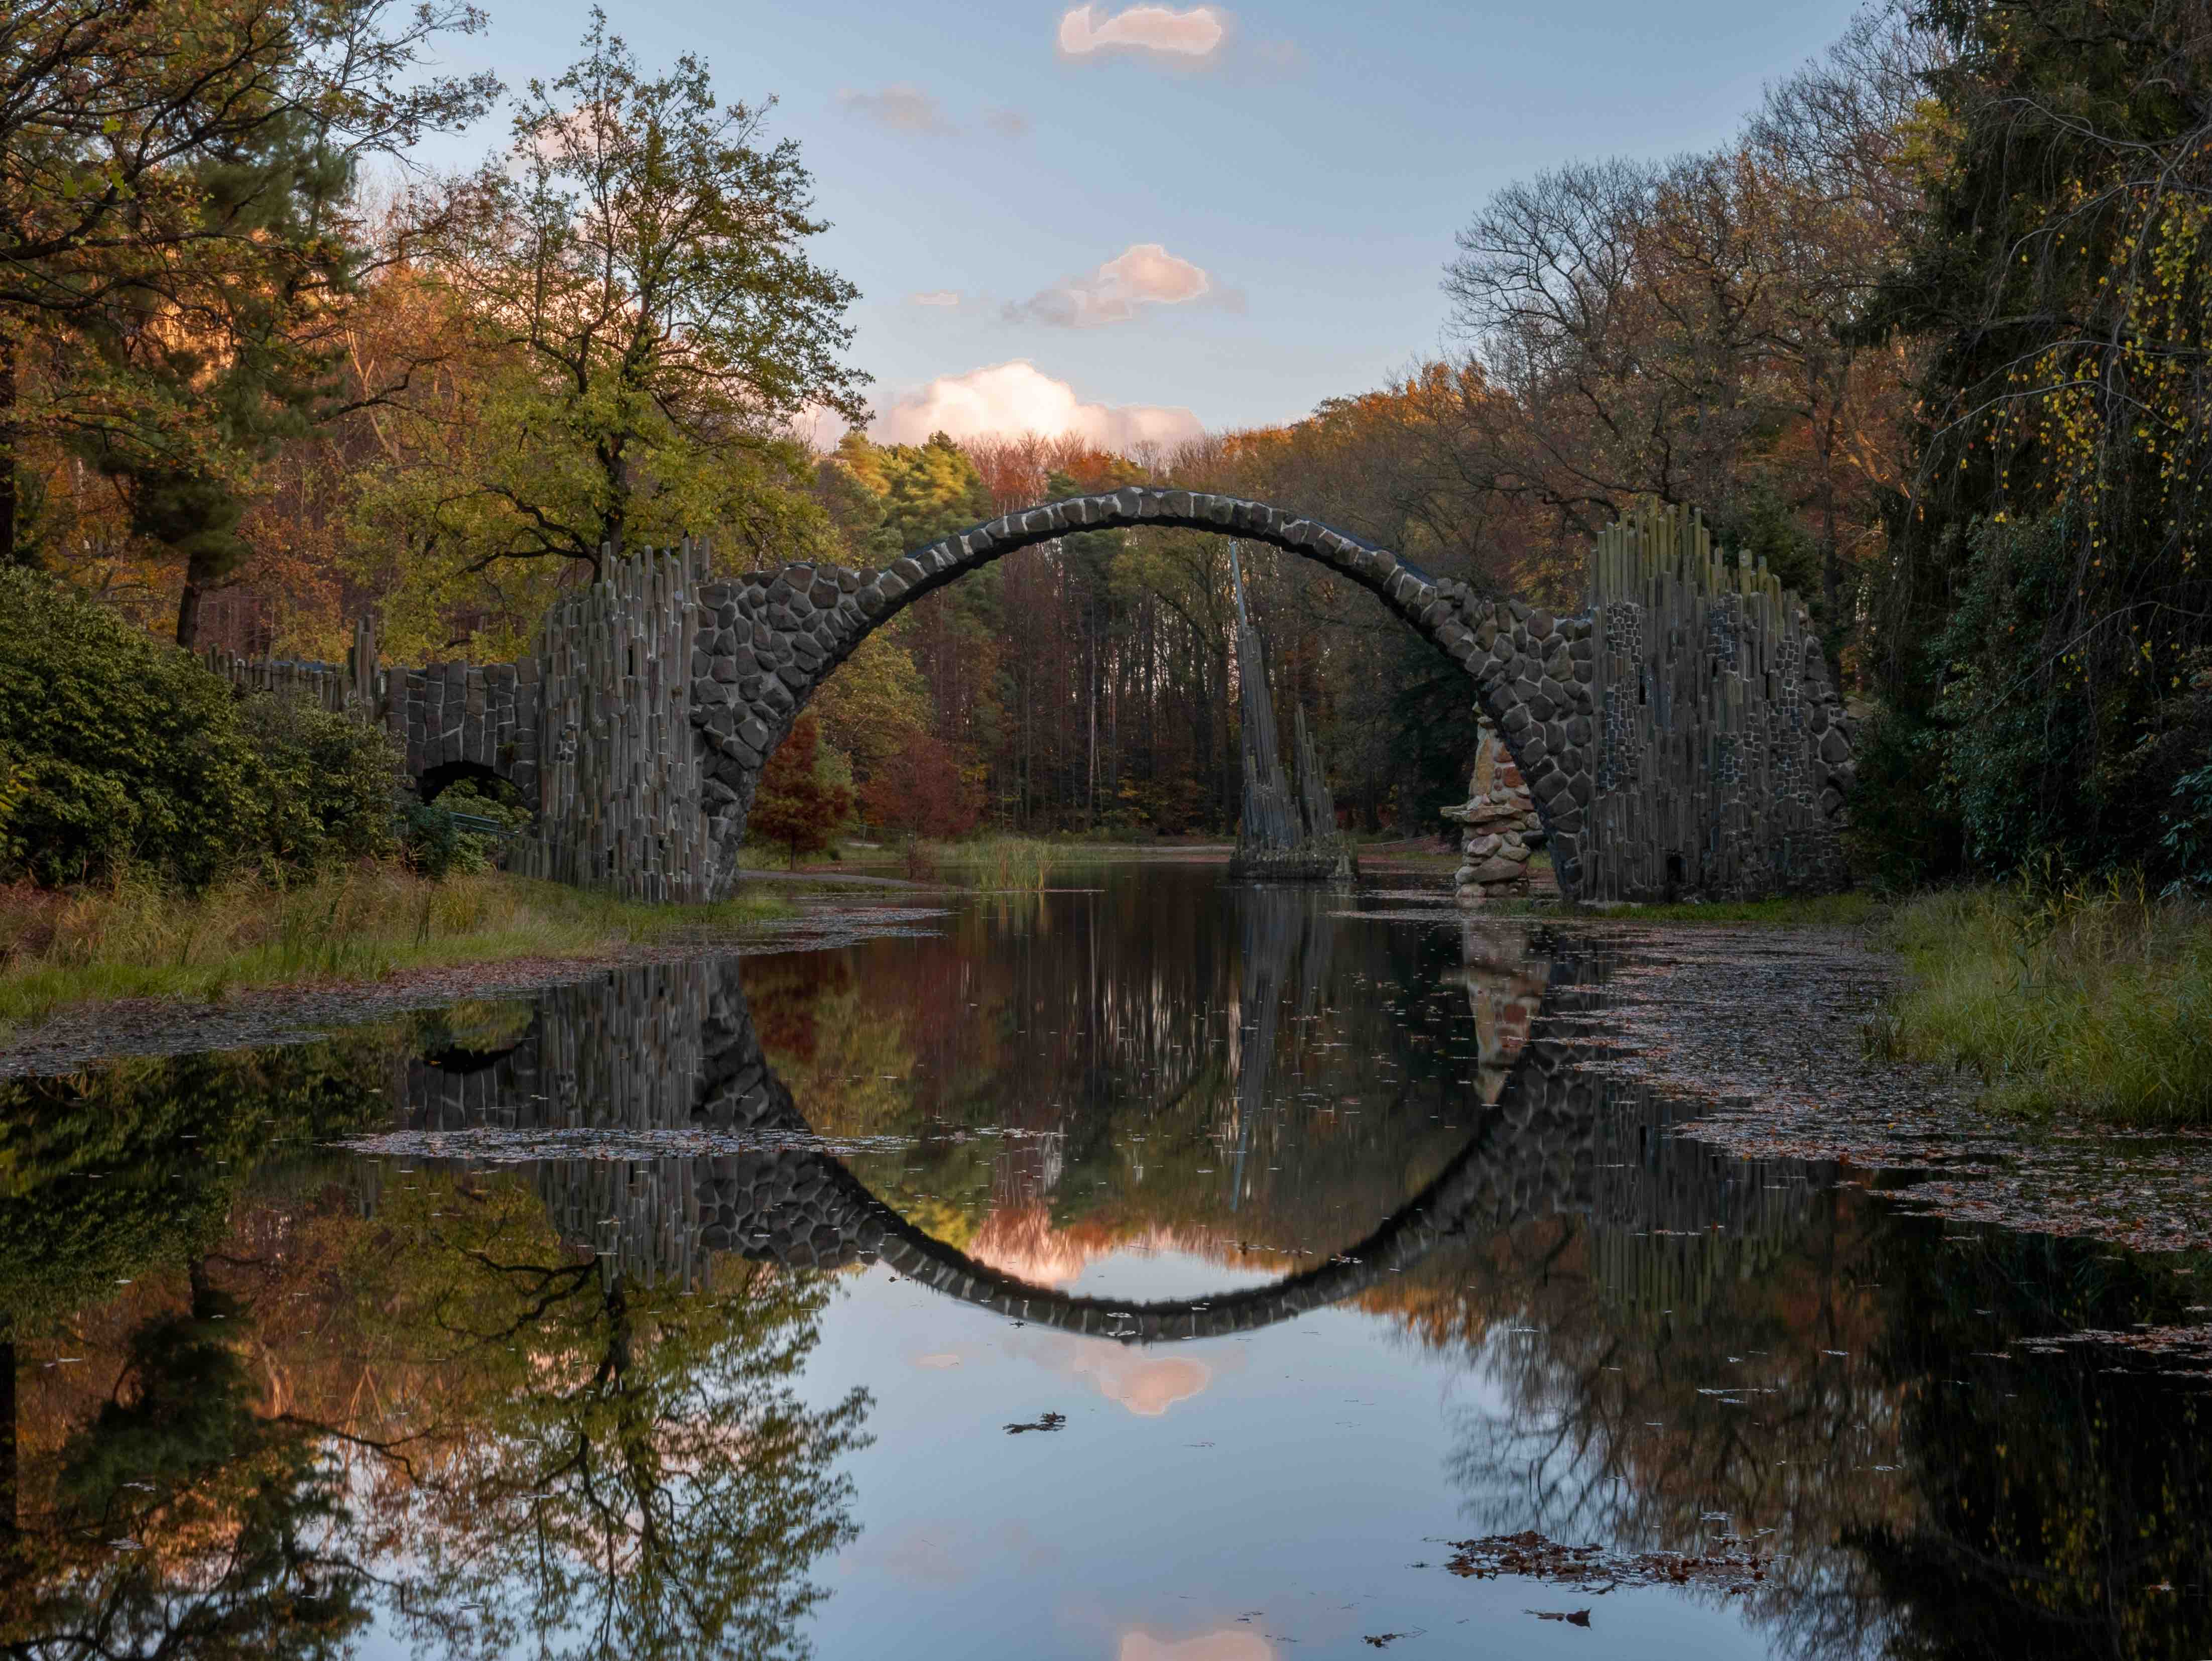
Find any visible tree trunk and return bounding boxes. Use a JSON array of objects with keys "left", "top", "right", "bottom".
[
  {"left": 0, "top": 1334, "right": 15, "bottom": 1545},
  {"left": 0, "top": 327, "right": 17, "bottom": 567},
  {"left": 176, "top": 571, "right": 206, "bottom": 650}
]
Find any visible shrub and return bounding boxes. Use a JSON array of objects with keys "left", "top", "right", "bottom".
[
  {"left": 0, "top": 569, "right": 261, "bottom": 888},
  {"left": 403, "top": 778, "right": 532, "bottom": 881},
  {"left": 234, "top": 693, "right": 400, "bottom": 869}
]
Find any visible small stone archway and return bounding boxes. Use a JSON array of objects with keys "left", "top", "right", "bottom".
[{"left": 690, "top": 488, "right": 1597, "bottom": 898}]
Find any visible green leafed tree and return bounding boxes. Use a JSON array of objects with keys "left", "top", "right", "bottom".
[{"left": 375, "top": 10, "right": 869, "bottom": 588}]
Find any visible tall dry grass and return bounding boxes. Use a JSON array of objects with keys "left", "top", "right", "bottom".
[
  {"left": 931, "top": 836, "right": 1057, "bottom": 891},
  {"left": 0, "top": 863, "right": 790, "bottom": 1026},
  {"left": 1869, "top": 875, "right": 2212, "bottom": 1123}
]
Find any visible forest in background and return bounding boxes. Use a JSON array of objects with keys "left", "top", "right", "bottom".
[{"left": 7, "top": 0, "right": 2212, "bottom": 878}]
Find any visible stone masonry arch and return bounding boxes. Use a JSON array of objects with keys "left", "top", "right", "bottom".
[{"left": 691, "top": 488, "right": 1599, "bottom": 897}]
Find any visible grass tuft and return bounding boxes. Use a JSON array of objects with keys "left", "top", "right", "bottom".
[
  {"left": 926, "top": 836, "right": 1059, "bottom": 891},
  {"left": 0, "top": 863, "right": 790, "bottom": 1027},
  {"left": 1872, "top": 875, "right": 2212, "bottom": 1124}
]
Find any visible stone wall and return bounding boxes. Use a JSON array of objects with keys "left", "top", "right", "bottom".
[
  {"left": 508, "top": 544, "right": 713, "bottom": 901},
  {"left": 1579, "top": 504, "right": 1853, "bottom": 901}
]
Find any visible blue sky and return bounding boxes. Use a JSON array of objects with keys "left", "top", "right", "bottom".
[{"left": 420, "top": 0, "right": 1871, "bottom": 443}]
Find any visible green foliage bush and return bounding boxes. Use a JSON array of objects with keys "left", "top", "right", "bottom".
[
  {"left": 234, "top": 692, "right": 400, "bottom": 869},
  {"left": 0, "top": 569, "right": 263, "bottom": 887},
  {"left": 403, "top": 777, "right": 532, "bottom": 880},
  {"left": 1843, "top": 705, "right": 1964, "bottom": 890},
  {"left": 0, "top": 569, "right": 399, "bottom": 888}
]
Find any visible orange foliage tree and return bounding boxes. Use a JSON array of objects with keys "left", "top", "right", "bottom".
[
  {"left": 748, "top": 713, "right": 852, "bottom": 868},
  {"left": 861, "top": 733, "right": 981, "bottom": 842}
]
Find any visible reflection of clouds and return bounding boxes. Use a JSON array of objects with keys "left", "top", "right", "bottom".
[
  {"left": 1120, "top": 1630, "right": 1274, "bottom": 1661},
  {"left": 1005, "top": 1329, "right": 1226, "bottom": 1416},
  {"left": 967, "top": 1207, "right": 1255, "bottom": 1289}
]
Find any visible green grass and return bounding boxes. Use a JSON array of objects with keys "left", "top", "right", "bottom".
[
  {"left": 0, "top": 864, "right": 792, "bottom": 1027},
  {"left": 1869, "top": 877, "right": 2212, "bottom": 1124}
]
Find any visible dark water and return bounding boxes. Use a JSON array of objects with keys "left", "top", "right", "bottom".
[{"left": 2, "top": 863, "right": 2208, "bottom": 1660}]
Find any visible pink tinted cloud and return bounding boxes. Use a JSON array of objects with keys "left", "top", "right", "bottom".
[
  {"left": 1057, "top": 4, "right": 1230, "bottom": 60},
  {"left": 838, "top": 83, "right": 958, "bottom": 136},
  {"left": 870, "top": 360, "right": 1203, "bottom": 452},
  {"left": 1006, "top": 243, "right": 1235, "bottom": 328}
]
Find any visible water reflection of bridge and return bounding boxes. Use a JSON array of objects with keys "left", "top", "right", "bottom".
[{"left": 398, "top": 901, "right": 1837, "bottom": 1339}]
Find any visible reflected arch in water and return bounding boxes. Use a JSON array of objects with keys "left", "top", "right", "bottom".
[{"left": 399, "top": 935, "right": 1610, "bottom": 1343}]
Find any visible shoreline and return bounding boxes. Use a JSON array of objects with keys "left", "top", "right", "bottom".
[{"left": 0, "top": 891, "right": 948, "bottom": 1080}]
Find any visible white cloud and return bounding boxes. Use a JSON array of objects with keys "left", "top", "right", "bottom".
[
  {"left": 1007, "top": 243, "right": 1231, "bottom": 328},
  {"left": 839, "top": 83, "right": 958, "bottom": 136},
  {"left": 871, "top": 360, "right": 1204, "bottom": 452},
  {"left": 985, "top": 107, "right": 1033, "bottom": 139},
  {"left": 908, "top": 290, "right": 963, "bottom": 307},
  {"left": 1058, "top": 4, "right": 1230, "bottom": 60}
]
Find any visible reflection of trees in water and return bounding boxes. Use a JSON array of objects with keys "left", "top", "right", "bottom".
[
  {"left": 358, "top": 1196, "right": 868, "bottom": 1661},
  {"left": 1845, "top": 1226, "right": 2212, "bottom": 1661},
  {"left": 1, "top": 1126, "right": 868, "bottom": 1661},
  {"left": 1382, "top": 942, "right": 2212, "bottom": 1661},
  {"left": 730, "top": 871, "right": 1493, "bottom": 1266},
  {"left": 0, "top": 1039, "right": 395, "bottom": 1658}
]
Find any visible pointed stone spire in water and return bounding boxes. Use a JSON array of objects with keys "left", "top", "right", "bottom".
[{"left": 1227, "top": 542, "right": 1359, "bottom": 883}]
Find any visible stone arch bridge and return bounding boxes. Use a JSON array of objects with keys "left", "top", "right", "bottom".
[{"left": 214, "top": 491, "right": 1855, "bottom": 904}]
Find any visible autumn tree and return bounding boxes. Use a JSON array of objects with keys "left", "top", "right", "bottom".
[
  {"left": 0, "top": 0, "right": 498, "bottom": 640},
  {"left": 749, "top": 712, "right": 852, "bottom": 868},
  {"left": 385, "top": 11, "right": 866, "bottom": 584},
  {"left": 861, "top": 733, "right": 980, "bottom": 842}
]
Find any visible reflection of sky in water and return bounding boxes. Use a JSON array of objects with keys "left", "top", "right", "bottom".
[
  {"left": 1061, "top": 1245, "right": 1284, "bottom": 1302},
  {"left": 805, "top": 1260, "right": 1774, "bottom": 1660}
]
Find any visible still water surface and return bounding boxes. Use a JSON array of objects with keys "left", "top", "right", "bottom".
[{"left": 3, "top": 864, "right": 2207, "bottom": 1659}]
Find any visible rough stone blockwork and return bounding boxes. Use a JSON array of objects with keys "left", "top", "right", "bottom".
[
  {"left": 1580, "top": 504, "right": 1854, "bottom": 901},
  {"left": 697, "top": 487, "right": 1606, "bottom": 898},
  {"left": 509, "top": 543, "right": 711, "bottom": 901}
]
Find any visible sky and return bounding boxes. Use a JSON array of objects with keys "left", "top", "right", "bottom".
[{"left": 413, "top": 0, "right": 1873, "bottom": 447}]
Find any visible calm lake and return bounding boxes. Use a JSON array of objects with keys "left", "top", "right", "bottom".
[{"left": 4, "top": 862, "right": 2206, "bottom": 1659}]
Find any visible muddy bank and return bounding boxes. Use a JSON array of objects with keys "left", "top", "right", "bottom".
[
  {"left": 1571, "top": 921, "right": 2212, "bottom": 1257},
  {"left": 0, "top": 898, "right": 945, "bottom": 1079}
]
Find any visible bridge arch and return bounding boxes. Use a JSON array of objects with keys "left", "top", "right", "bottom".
[
  {"left": 682, "top": 982, "right": 1599, "bottom": 1344},
  {"left": 689, "top": 489, "right": 1597, "bottom": 898}
]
